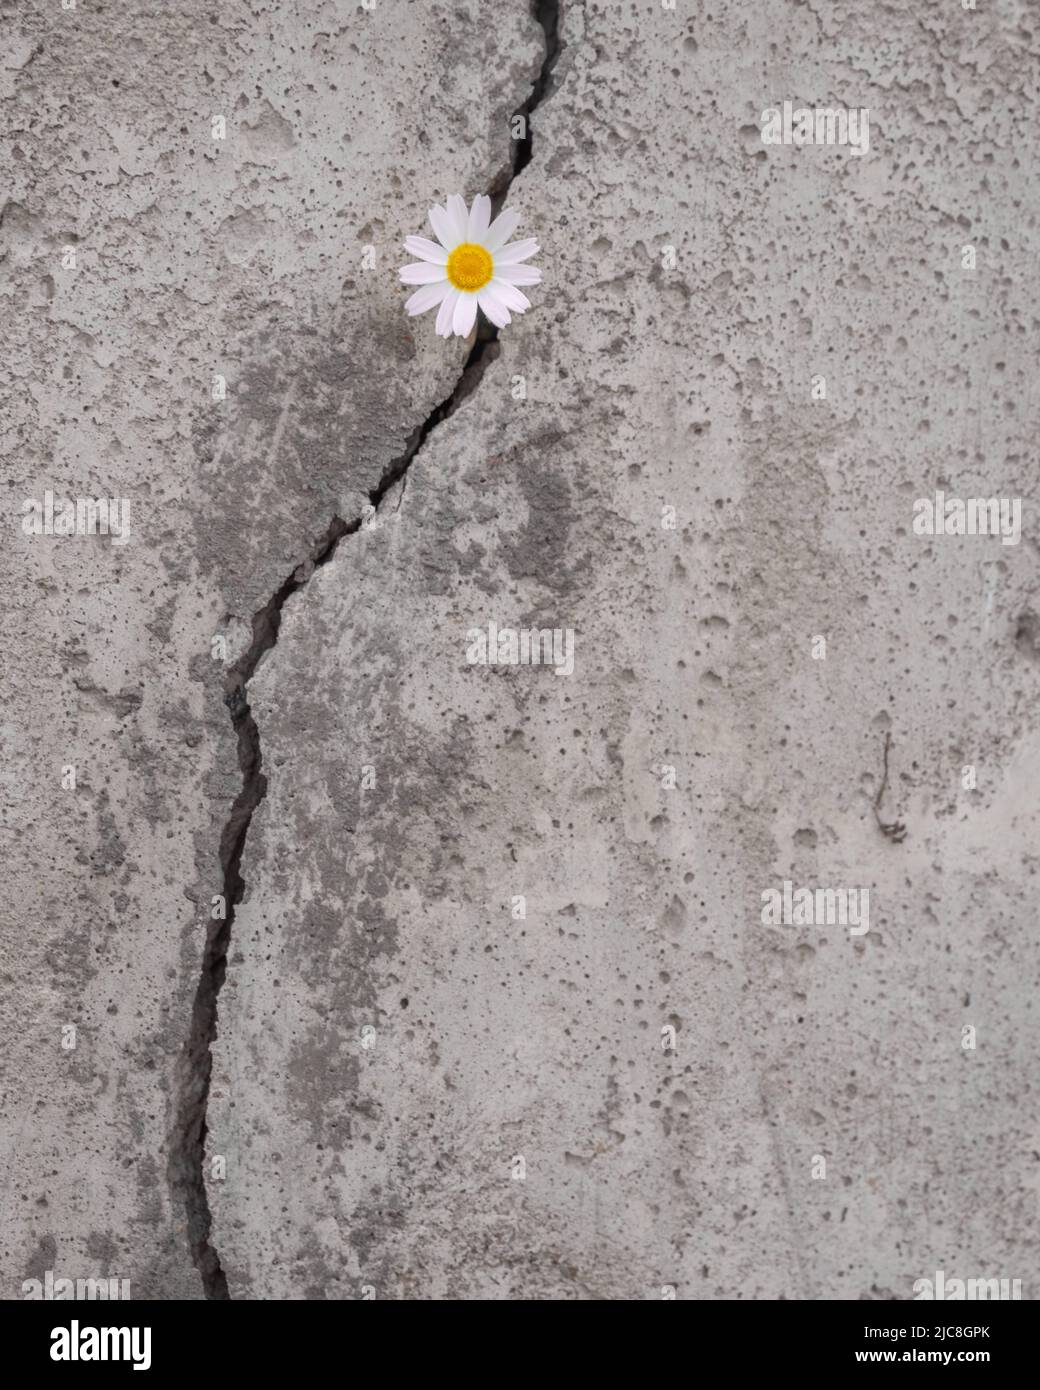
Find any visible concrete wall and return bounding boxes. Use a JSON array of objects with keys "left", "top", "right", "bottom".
[{"left": 2, "top": 0, "right": 1037, "bottom": 1300}]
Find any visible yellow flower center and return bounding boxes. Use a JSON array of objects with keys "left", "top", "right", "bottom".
[{"left": 446, "top": 241, "right": 493, "bottom": 292}]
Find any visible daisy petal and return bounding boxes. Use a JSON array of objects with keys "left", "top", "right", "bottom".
[
  {"left": 468, "top": 194, "right": 492, "bottom": 240},
  {"left": 399, "top": 262, "right": 449, "bottom": 285},
  {"left": 495, "top": 263, "right": 542, "bottom": 287},
  {"left": 446, "top": 194, "right": 469, "bottom": 244},
  {"left": 490, "top": 279, "right": 531, "bottom": 313},
  {"left": 477, "top": 286, "right": 511, "bottom": 329},
  {"left": 406, "top": 281, "right": 451, "bottom": 316},
  {"left": 404, "top": 235, "right": 449, "bottom": 264},
  {"left": 495, "top": 238, "right": 540, "bottom": 265},
  {"left": 437, "top": 288, "right": 460, "bottom": 337},
  {"left": 485, "top": 208, "right": 521, "bottom": 252},
  {"left": 429, "top": 203, "right": 461, "bottom": 251},
  {"left": 452, "top": 291, "right": 477, "bottom": 338}
]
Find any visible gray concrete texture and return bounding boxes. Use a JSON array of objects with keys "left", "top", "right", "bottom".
[{"left": 1, "top": 0, "right": 1038, "bottom": 1300}]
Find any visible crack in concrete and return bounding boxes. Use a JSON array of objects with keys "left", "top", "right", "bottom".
[
  {"left": 169, "top": 0, "right": 562, "bottom": 1300},
  {"left": 872, "top": 730, "right": 907, "bottom": 844}
]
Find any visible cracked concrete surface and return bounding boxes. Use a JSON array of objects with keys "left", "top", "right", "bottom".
[{"left": 2, "top": 0, "right": 1039, "bottom": 1301}]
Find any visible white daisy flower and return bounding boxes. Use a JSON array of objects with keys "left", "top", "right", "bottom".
[{"left": 399, "top": 193, "right": 542, "bottom": 339}]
